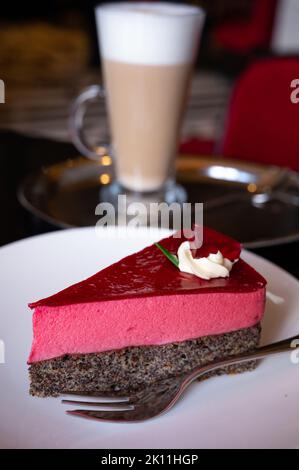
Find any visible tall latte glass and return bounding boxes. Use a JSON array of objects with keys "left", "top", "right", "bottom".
[{"left": 70, "top": 3, "right": 205, "bottom": 204}]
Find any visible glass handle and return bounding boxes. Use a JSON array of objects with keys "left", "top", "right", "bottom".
[{"left": 69, "top": 85, "right": 110, "bottom": 160}]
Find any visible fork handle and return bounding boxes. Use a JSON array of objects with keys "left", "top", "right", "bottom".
[{"left": 184, "top": 334, "right": 299, "bottom": 387}]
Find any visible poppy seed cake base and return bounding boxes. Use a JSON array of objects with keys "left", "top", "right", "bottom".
[{"left": 29, "top": 323, "right": 261, "bottom": 397}]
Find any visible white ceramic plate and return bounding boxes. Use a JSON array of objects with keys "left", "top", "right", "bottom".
[{"left": 0, "top": 227, "right": 298, "bottom": 449}]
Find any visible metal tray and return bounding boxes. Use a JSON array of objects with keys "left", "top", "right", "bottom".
[{"left": 18, "top": 155, "right": 299, "bottom": 248}]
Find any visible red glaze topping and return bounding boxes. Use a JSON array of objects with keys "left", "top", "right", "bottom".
[{"left": 29, "top": 226, "right": 266, "bottom": 308}]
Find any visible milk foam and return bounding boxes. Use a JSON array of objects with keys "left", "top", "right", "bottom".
[{"left": 96, "top": 2, "right": 205, "bottom": 65}]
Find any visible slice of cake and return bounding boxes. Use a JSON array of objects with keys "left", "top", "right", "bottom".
[{"left": 28, "top": 226, "right": 266, "bottom": 397}]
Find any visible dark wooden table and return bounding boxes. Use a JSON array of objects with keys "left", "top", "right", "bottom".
[{"left": 0, "top": 131, "right": 298, "bottom": 279}]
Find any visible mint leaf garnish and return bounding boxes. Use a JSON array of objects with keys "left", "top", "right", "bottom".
[{"left": 155, "top": 243, "right": 179, "bottom": 269}]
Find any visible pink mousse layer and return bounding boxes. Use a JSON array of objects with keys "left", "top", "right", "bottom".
[{"left": 28, "top": 288, "right": 265, "bottom": 363}]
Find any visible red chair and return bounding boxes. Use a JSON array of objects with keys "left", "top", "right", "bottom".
[
  {"left": 222, "top": 58, "right": 299, "bottom": 172},
  {"left": 180, "top": 137, "right": 215, "bottom": 156},
  {"left": 214, "top": 0, "right": 277, "bottom": 55}
]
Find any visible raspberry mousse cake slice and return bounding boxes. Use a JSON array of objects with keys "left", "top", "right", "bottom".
[{"left": 28, "top": 226, "right": 266, "bottom": 397}]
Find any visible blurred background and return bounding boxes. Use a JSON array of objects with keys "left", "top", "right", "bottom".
[
  {"left": 0, "top": 0, "right": 281, "bottom": 143},
  {"left": 0, "top": 0, "right": 299, "bottom": 276}
]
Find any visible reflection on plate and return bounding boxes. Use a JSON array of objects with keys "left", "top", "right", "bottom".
[{"left": 18, "top": 155, "right": 299, "bottom": 248}]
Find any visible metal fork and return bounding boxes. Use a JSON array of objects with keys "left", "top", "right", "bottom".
[{"left": 62, "top": 335, "right": 299, "bottom": 422}]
